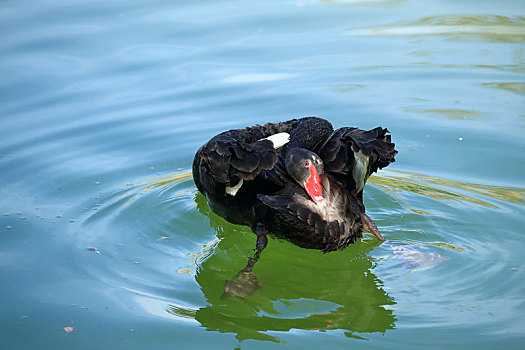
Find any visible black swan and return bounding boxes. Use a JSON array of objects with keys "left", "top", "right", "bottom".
[{"left": 193, "top": 117, "right": 396, "bottom": 259}]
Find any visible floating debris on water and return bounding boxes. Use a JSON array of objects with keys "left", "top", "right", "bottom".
[
  {"left": 87, "top": 247, "right": 100, "bottom": 254},
  {"left": 386, "top": 241, "right": 448, "bottom": 270},
  {"left": 63, "top": 326, "right": 74, "bottom": 333}
]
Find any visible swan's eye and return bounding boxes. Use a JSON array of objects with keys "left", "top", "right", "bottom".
[{"left": 304, "top": 161, "right": 310, "bottom": 167}]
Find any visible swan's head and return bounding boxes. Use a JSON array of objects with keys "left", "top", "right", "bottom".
[{"left": 285, "top": 148, "right": 324, "bottom": 205}]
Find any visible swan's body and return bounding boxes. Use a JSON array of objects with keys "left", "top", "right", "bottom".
[{"left": 193, "top": 117, "right": 397, "bottom": 253}]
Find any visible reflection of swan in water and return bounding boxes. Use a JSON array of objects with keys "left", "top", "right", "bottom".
[{"left": 167, "top": 193, "right": 397, "bottom": 343}]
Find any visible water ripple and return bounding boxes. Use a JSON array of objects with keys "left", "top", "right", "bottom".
[
  {"left": 351, "top": 15, "right": 525, "bottom": 42},
  {"left": 369, "top": 169, "right": 525, "bottom": 210},
  {"left": 66, "top": 167, "right": 525, "bottom": 343}
]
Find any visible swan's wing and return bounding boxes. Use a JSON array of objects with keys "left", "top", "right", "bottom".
[
  {"left": 257, "top": 193, "right": 358, "bottom": 252},
  {"left": 314, "top": 127, "right": 397, "bottom": 193},
  {"left": 193, "top": 119, "right": 299, "bottom": 195}
]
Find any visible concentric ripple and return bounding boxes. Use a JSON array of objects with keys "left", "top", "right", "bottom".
[{"left": 68, "top": 168, "right": 525, "bottom": 343}]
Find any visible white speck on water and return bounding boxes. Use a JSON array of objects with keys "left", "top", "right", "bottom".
[{"left": 458, "top": 137, "right": 463, "bottom": 141}]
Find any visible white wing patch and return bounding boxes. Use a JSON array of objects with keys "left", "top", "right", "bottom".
[
  {"left": 225, "top": 179, "right": 243, "bottom": 196},
  {"left": 352, "top": 151, "right": 369, "bottom": 192},
  {"left": 262, "top": 132, "right": 290, "bottom": 149}
]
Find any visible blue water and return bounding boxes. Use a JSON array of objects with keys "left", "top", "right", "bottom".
[{"left": 1, "top": 0, "right": 524, "bottom": 349}]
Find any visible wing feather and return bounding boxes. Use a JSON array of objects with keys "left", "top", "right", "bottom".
[
  {"left": 257, "top": 193, "right": 353, "bottom": 252},
  {"left": 314, "top": 126, "right": 397, "bottom": 193},
  {"left": 193, "top": 119, "right": 300, "bottom": 195}
]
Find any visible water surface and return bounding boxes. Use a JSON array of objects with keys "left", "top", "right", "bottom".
[{"left": 1, "top": 0, "right": 524, "bottom": 349}]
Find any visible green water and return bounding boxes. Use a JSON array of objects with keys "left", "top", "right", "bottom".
[{"left": 1, "top": 0, "right": 524, "bottom": 349}]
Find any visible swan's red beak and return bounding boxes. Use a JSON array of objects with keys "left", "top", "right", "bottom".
[{"left": 305, "top": 165, "right": 324, "bottom": 205}]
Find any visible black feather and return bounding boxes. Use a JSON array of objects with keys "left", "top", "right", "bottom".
[{"left": 193, "top": 117, "right": 396, "bottom": 253}]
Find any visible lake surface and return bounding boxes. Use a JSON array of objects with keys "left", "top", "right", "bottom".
[{"left": 1, "top": 0, "right": 524, "bottom": 349}]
